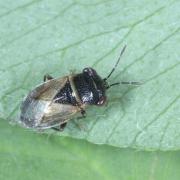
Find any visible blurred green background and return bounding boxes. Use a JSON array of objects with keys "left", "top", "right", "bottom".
[
  {"left": 0, "top": 0, "right": 180, "bottom": 179},
  {"left": 1, "top": 120, "right": 180, "bottom": 180}
]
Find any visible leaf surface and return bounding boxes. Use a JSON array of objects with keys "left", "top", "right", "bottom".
[{"left": 0, "top": 0, "right": 180, "bottom": 150}]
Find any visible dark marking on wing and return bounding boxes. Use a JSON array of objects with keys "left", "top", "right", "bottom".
[{"left": 53, "top": 79, "right": 77, "bottom": 105}]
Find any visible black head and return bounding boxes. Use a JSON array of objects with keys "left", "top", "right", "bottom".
[{"left": 75, "top": 46, "right": 128, "bottom": 106}]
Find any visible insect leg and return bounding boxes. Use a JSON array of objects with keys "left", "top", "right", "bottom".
[
  {"left": 80, "top": 108, "right": 86, "bottom": 118},
  {"left": 75, "top": 102, "right": 86, "bottom": 118},
  {"left": 52, "top": 122, "right": 67, "bottom": 131},
  {"left": 76, "top": 105, "right": 86, "bottom": 118},
  {"left": 60, "top": 122, "right": 67, "bottom": 130},
  {"left": 43, "top": 74, "right": 54, "bottom": 82},
  {"left": 73, "top": 119, "right": 87, "bottom": 131}
]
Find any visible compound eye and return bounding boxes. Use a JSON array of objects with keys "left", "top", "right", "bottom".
[
  {"left": 83, "top": 68, "right": 97, "bottom": 77},
  {"left": 97, "top": 96, "right": 107, "bottom": 106}
]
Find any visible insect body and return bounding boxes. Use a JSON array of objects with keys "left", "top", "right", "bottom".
[{"left": 20, "top": 46, "right": 140, "bottom": 131}]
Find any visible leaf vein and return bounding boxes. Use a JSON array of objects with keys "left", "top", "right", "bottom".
[
  {"left": 0, "top": 2, "right": 76, "bottom": 49},
  {"left": 131, "top": 93, "right": 180, "bottom": 146},
  {"left": 114, "top": 27, "right": 180, "bottom": 79},
  {"left": 0, "top": 0, "right": 43, "bottom": 19}
]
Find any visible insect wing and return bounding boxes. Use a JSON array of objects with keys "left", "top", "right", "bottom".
[
  {"left": 20, "top": 76, "right": 69, "bottom": 128},
  {"left": 32, "top": 76, "right": 68, "bottom": 101},
  {"left": 38, "top": 103, "right": 80, "bottom": 129}
]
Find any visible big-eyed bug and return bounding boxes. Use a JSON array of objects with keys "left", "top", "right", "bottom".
[{"left": 19, "top": 46, "right": 140, "bottom": 131}]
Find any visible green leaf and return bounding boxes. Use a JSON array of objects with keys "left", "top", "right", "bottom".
[
  {"left": 1, "top": 120, "right": 180, "bottom": 180},
  {"left": 0, "top": 0, "right": 180, "bottom": 151}
]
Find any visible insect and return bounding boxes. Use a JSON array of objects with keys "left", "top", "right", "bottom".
[{"left": 19, "top": 46, "right": 140, "bottom": 131}]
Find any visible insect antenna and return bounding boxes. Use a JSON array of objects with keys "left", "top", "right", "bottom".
[
  {"left": 104, "top": 45, "right": 126, "bottom": 81},
  {"left": 106, "top": 81, "right": 142, "bottom": 89}
]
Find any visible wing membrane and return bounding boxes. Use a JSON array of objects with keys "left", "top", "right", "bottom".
[
  {"left": 38, "top": 103, "right": 80, "bottom": 128},
  {"left": 30, "top": 76, "right": 68, "bottom": 101}
]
